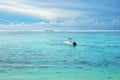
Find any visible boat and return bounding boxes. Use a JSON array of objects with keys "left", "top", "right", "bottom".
[{"left": 64, "top": 41, "right": 77, "bottom": 46}]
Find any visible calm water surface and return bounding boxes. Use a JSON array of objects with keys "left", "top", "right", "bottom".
[{"left": 0, "top": 31, "right": 120, "bottom": 80}]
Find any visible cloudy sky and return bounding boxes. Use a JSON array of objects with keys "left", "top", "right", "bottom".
[{"left": 0, "top": 0, "right": 120, "bottom": 30}]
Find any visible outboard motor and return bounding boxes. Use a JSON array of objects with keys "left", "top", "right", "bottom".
[{"left": 73, "top": 42, "right": 77, "bottom": 46}]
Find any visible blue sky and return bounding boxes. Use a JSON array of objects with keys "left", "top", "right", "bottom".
[{"left": 0, "top": 0, "right": 120, "bottom": 30}]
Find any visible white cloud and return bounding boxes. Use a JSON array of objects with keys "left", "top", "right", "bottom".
[
  {"left": 0, "top": 0, "right": 89, "bottom": 20},
  {"left": 0, "top": 0, "right": 120, "bottom": 30},
  {"left": 0, "top": 0, "right": 119, "bottom": 20},
  {"left": 0, "top": 17, "right": 120, "bottom": 30}
]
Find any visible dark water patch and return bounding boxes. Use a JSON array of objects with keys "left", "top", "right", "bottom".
[
  {"left": 0, "top": 44, "right": 22, "bottom": 49},
  {"left": 95, "top": 63, "right": 118, "bottom": 67},
  {"left": 29, "top": 71, "right": 33, "bottom": 73},
  {"left": 23, "top": 57, "right": 45, "bottom": 60},
  {"left": 85, "top": 68, "right": 89, "bottom": 71},
  {"left": 38, "top": 65, "right": 54, "bottom": 68},
  {"left": 0, "top": 69, "right": 7, "bottom": 73},
  {"left": 13, "top": 66, "right": 25, "bottom": 69},
  {"left": 16, "top": 65, "right": 54, "bottom": 69},
  {"left": 0, "top": 59, "right": 5, "bottom": 62},
  {"left": 97, "top": 60, "right": 117, "bottom": 67},
  {"left": 1, "top": 64, "right": 55, "bottom": 70},
  {"left": 89, "top": 45, "right": 104, "bottom": 49},
  {"left": 108, "top": 77, "right": 112, "bottom": 79},
  {"left": 105, "top": 45, "right": 120, "bottom": 48},
  {"left": 115, "top": 56, "right": 120, "bottom": 59},
  {"left": 10, "top": 60, "right": 32, "bottom": 64},
  {"left": 24, "top": 50, "right": 42, "bottom": 53},
  {"left": 94, "top": 42, "right": 104, "bottom": 44},
  {"left": 79, "top": 44, "right": 104, "bottom": 50},
  {"left": 63, "top": 66, "right": 70, "bottom": 68},
  {"left": 55, "top": 71, "right": 62, "bottom": 74},
  {"left": 60, "top": 60, "right": 68, "bottom": 63},
  {"left": 78, "top": 61, "right": 91, "bottom": 64},
  {"left": 47, "top": 43, "right": 63, "bottom": 46},
  {"left": 74, "top": 60, "right": 93, "bottom": 66},
  {"left": 79, "top": 57, "right": 87, "bottom": 59},
  {"left": 100, "top": 70, "right": 104, "bottom": 73},
  {"left": 92, "top": 49, "right": 103, "bottom": 53},
  {"left": 76, "top": 66, "right": 84, "bottom": 69},
  {"left": 73, "top": 58, "right": 119, "bottom": 67},
  {"left": 105, "top": 52, "right": 114, "bottom": 54},
  {"left": 56, "top": 50, "right": 65, "bottom": 52},
  {"left": 78, "top": 44, "right": 88, "bottom": 47},
  {"left": 78, "top": 44, "right": 93, "bottom": 47},
  {"left": 27, "top": 53, "right": 44, "bottom": 56},
  {"left": 0, "top": 59, "right": 33, "bottom": 64}
]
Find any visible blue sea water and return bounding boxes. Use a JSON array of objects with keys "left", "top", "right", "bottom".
[{"left": 0, "top": 31, "right": 120, "bottom": 80}]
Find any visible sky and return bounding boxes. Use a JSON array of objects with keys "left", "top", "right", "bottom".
[{"left": 0, "top": 0, "right": 120, "bottom": 30}]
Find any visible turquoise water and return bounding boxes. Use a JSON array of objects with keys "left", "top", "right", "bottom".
[{"left": 0, "top": 31, "right": 120, "bottom": 80}]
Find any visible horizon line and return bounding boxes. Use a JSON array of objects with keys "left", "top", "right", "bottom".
[{"left": 0, "top": 30, "right": 120, "bottom": 32}]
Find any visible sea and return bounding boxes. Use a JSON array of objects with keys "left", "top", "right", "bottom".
[{"left": 0, "top": 31, "right": 120, "bottom": 80}]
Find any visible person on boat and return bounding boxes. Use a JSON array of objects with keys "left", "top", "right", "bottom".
[{"left": 73, "top": 42, "right": 77, "bottom": 46}]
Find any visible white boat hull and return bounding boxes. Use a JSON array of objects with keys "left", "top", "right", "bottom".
[
  {"left": 64, "top": 41, "right": 77, "bottom": 46},
  {"left": 64, "top": 41, "right": 73, "bottom": 45}
]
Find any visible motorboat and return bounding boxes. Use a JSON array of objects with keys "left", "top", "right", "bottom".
[{"left": 64, "top": 41, "right": 77, "bottom": 46}]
